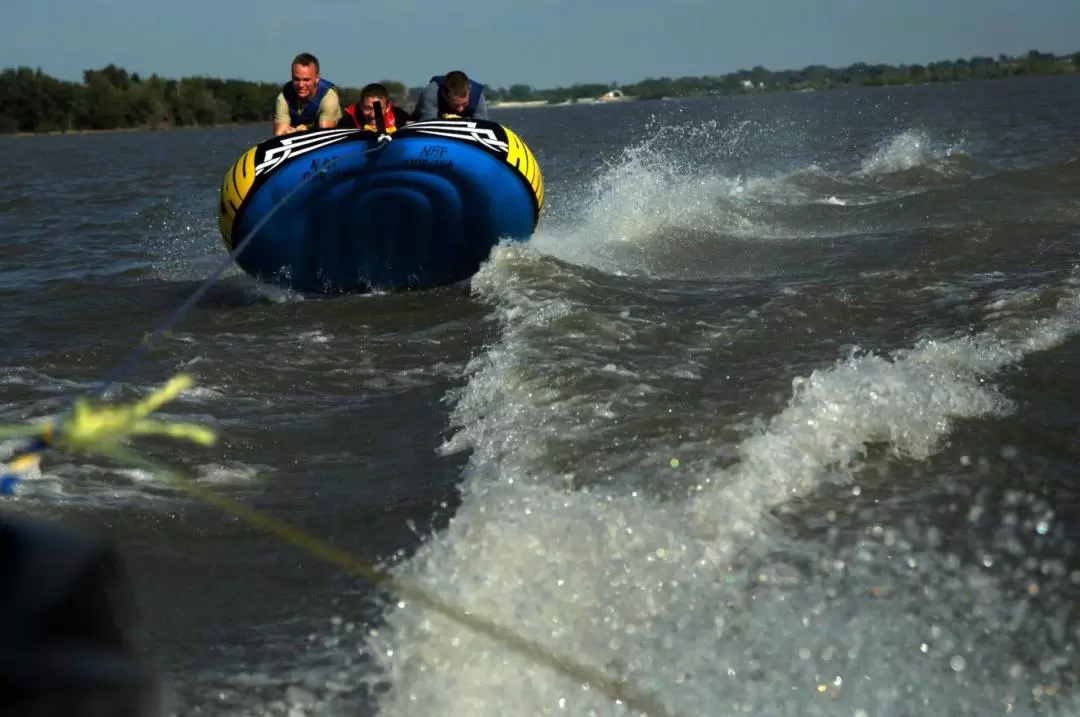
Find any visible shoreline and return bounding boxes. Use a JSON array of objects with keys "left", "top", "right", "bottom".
[
  {"left": 489, "top": 100, "right": 554, "bottom": 109},
  {"left": 490, "top": 98, "right": 636, "bottom": 109},
  {"left": 4, "top": 73, "right": 1077, "bottom": 138},
  {"left": 7, "top": 122, "right": 266, "bottom": 138}
]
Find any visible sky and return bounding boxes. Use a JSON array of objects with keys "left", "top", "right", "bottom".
[{"left": 2, "top": 0, "right": 1079, "bottom": 90}]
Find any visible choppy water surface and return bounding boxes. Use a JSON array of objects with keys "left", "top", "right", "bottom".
[{"left": 2, "top": 76, "right": 1080, "bottom": 716}]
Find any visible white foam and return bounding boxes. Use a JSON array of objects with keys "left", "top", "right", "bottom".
[
  {"left": 856, "top": 128, "right": 966, "bottom": 177},
  {"left": 526, "top": 123, "right": 974, "bottom": 283},
  {"left": 359, "top": 252, "right": 1080, "bottom": 717}
]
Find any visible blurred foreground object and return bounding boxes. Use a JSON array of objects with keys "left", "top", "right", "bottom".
[{"left": 0, "top": 511, "right": 157, "bottom": 716}]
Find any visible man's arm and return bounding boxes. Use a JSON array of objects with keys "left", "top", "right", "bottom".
[
  {"left": 472, "top": 89, "right": 489, "bottom": 120},
  {"left": 273, "top": 93, "right": 294, "bottom": 136},
  {"left": 411, "top": 82, "right": 439, "bottom": 122},
  {"left": 317, "top": 88, "right": 343, "bottom": 128}
]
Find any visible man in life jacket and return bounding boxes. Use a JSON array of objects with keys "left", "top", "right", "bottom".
[
  {"left": 338, "top": 83, "right": 413, "bottom": 133},
  {"left": 273, "top": 52, "right": 342, "bottom": 136},
  {"left": 411, "top": 70, "right": 489, "bottom": 122}
]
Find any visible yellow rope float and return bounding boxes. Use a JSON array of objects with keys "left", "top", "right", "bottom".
[{"left": 0, "top": 374, "right": 214, "bottom": 493}]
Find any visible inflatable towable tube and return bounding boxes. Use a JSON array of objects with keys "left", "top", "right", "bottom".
[{"left": 217, "top": 118, "right": 544, "bottom": 294}]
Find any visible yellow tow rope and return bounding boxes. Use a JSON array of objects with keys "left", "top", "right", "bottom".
[{"left": 0, "top": 373, "right": 683, "bottom": 717}]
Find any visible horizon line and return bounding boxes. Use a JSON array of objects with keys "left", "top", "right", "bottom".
[{"left": 3, "top": 47, "right": 1077, "bottom": 93}]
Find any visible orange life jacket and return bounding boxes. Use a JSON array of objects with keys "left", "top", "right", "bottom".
[{"left": 345, "top": 101, "right": 398, "bottom": 133}]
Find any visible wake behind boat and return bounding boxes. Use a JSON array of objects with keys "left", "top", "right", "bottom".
[{"left": 218, "top": 118, "right": 544, "bottom": 294}]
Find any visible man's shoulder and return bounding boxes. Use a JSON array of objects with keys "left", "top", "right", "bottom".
[
  {"left": 414, "top": 82, "right": 439, "bottom": 104},
  {"left": 317, "top": 90, "right": 343, "bottom": 120}
]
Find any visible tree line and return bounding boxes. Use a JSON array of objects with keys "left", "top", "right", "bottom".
[
  {"left": 494, "top": 50, "right": 1080, "bottom": 103},
  {"left": 0, "top": 65, "right": 410, "bottom": 134},
  {"left": 1, "top": 50, "right": 1076, "bottom": 134}
]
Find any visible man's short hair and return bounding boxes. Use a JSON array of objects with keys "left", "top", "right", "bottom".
[
  {"left": 443, "top": 71, "right": 470, "bottom": 99},
  {"left": 292, "top": 52, "right": 320, "bottom": 72},
  {"left": 360, "top": 83, "right": 390, "bottom": 101}
]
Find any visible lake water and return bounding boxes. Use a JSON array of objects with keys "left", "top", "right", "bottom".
[{"left": 2, "top": 75, "right": 1080, "bottom": 716}]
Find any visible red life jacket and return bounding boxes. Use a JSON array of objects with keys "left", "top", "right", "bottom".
[{"left": 345, "top": 101, "right": 398, "bottom": 132}]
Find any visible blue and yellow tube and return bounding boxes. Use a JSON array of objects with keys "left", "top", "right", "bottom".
[{"left": 218, "top": 118, "right": 544, "bottom": 294}]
